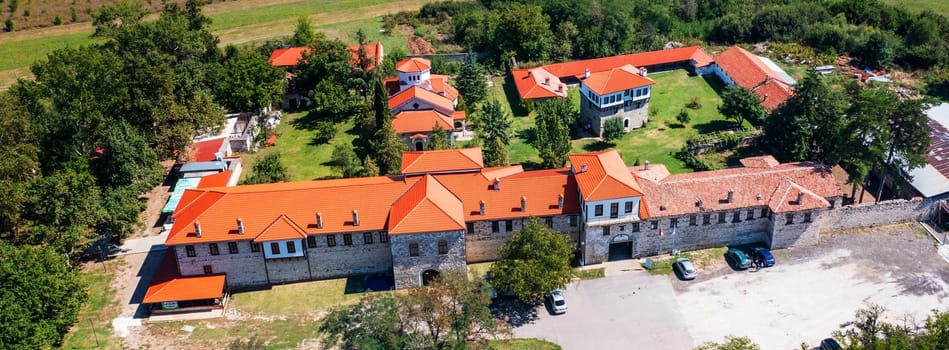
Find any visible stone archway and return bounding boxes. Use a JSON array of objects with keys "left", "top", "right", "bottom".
[
  {"left": 608, "top": 234, "right": 633, "bottom": 261},
  {"left": 415, "top": 141, "right": 424, "bottom": 151},
  {"left": 421, "top": 269, "right": 440, "bottom": 286}
]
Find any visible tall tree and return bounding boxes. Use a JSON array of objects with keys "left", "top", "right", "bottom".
[
  {"left": 214, "top": 46, "right": 287, "bottom": 112},
  {"left": 0, "top": 92, "right": 39, "bottom": 234},
  {"left": 427, "top": 124, "right": 451, "bottom": 151},
  {"left": 331, "top": 143, "right": 362, "bottom": 179},
  {"left": 534, "top": 98, "right": 574, "bottom": 168},
  {"left": 242, "top": 153, "right": 290, "bottom": 184},
  {"left": 291, "top": 16, "right": 316, "bottom": 47},
  {"left": 455, "top": 59, "right": 487, "bottom": 110},
  {"left": 875, "top": 97, "right": 930, "bottom": 201},
  {"left": 603, "top": 117, "right": 625, "bottom": 142},
  {"left": 91, "top": 0, "right": 146, "bottom": 37},
  {"left": 483, "top": 136, "right": 510, "bottom": 167},
  {"left": 371, "top": 120, "right": 406, "bottom": 175},
  {"left": 320, "top": 294, "right": 409, "bottom": 349},
  {"left": 718, "top": 85, "right": 765, "bottom": 127},
  {"left": 763, "top": 71, "right": 848, "bottom": 164},
  {"left": 841, "top": 85, "right": 895, "bottom": 201},
  {"left": 477, "top": 99, "right": 512, "bottom": 145},
  {"left": 489, "top": 217, "right": 574, "bottom": 302}
]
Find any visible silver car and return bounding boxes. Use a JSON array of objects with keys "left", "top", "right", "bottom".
[
  {"left": 673, "top": 258, "right": 697, "bottom": 280},
  {"left": 548, "top": 289, "right": 567, "bottom": 314}
]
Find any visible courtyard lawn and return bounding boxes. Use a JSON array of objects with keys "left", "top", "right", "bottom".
[
  {"left": 228, "top": 277, "right": 366, "bottom": 317},
  {"left": 571, "top": 69, "right": 740, "bottom": 174},
  {"left": 239, "top": 113, "right": 354, "bottom": 182},
  {"left": 59, "top": 263, "right": 121, "bottom": 349}
]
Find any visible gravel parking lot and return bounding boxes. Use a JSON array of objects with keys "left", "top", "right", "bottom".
[{"left": 673, "top": 224, "right": 949, "bottom": 349}]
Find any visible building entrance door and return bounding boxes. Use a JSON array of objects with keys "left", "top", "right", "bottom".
[{"left": 608, "top": 234, "right": 633, "bottom": 261}]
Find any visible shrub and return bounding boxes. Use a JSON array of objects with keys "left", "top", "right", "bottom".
[
  {"left": 4, "top": 18, "right": 12, "bottom": 32},
  {"left": 52, "top": 15, "right": 62, "bottom": 25},
  {"left": 603, "top": 118, "right": 625, "bottom": 141},
  {"left": 686, "top": 97, "right": 702, "bottom": 109},
  {"left": 677, "top": 109, "right": 691, "bottom": 125}
]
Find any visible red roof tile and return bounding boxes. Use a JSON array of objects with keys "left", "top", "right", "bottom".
[
  {"left": 401, "top": 148, "right": 484, "bottom": 175},
  {"left": 143, "top": 252, "right": 225, "bottom": 303},
  {"left": 388, "top": 175, "right": 465, "bottom": 234},
  {"left": 268, "top": 47, "right": 309, "bottom": 67},
  {"left": 397, "top": 57, "right": 431, "bottom": 73},
  {"left": 192, "top": 137, "right": 226, "bottom": 162},
  {"left": 392, "top": 110, "right": 453, "bottom": 135},
  {"left": 198, "top": 170, "right": 232, "bottom": 188},
  {"left": 582, "top": 64, "right": 655, "bottom": 95},
  {"left": 452, "top": 111, "right": 467, "bottom": 120},
  {"left": 253, "top": 214, "right": 308, "bottom": 242},
  {"left": 542, "top": 46, "right": 713, "bottom": 79},
  {"left": 511, "top": 67, "right": 569, "bottom": 100},
  {"left": 715, "top": 46, "right": 789, "bottom": 90},
  {"left": 348, "top": 42, "right": 383, "bottom": 70},
  {"left": 568, "top": 150, "right": 646, "bottom": 201},
  {"left": 388, "top": 86, "right": 455, "bottom": 115},
  {"left": 753, "top": 79, "right": 793, "bottom": 111},
  {"left": 433, "top": 168, "right": 581, "bottom": 221}
]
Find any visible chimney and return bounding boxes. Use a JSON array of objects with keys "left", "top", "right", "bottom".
[
  {"left": 493, "top": 179, "right": 500, "bottom": 190},
  {"left": 544, "top": 77, "right": 550, "bottom": 85},
  {"left": 640, "top": 67, "right": 648, "bottom": 77},
  {"left": 352, "top": 210, "right": 360, "bottom": 226},
  {"left": 580, "top": 164, "right": 588, "bottom": 173},
  {"left": 584, "top": 69, "right": 590, "bottom": 79},
  {"left": 644, "top": 160, "right": 650, "bottom": 170},
  {"left": 557, "top": 84, "right": 564, "bottom": 93},
  {"left": 237, "top": 218, "right": 244, "bottom": 235},
  {"left": 194, "top": 221, "right": 202, "bottom": 238},
  {"left": 520, "top": 196, "right": 527, "bottom": 212},
  {"left": 796, "top": 192, "right": 804, "bottom": 205},
  {"left": 557, "top": 194, "right": 564, "bottom": 209},
  {"left": 479, "top": 200, "right": 486, "bottom": 215},
  {"left": 696, "top": 199, "right": 704, "bottom": 208},
  {"left": 726, "top": 190, "right": 734, "bottom": 203},
  {"left": 756, "top": 194, "right": 763, "bottom": 201},
  {"left": 316, "top": 212, "right": 323, "bottom": 229}
]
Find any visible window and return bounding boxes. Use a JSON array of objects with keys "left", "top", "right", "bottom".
[
  {"left": 718, "top": 213, "right": 726, "bottom": 223},
  {"left": 438, "top": 239, "right": 448, "bottom": 255},
  {"left": 409, "top": 242, "right": 420, "bottom": 257},
  {"left": 670, "top": 218, "right": 678, "bottom": 228},
  {"left": 569, "top": 215, "right": 578, "bottom": 227},
  {"left": 544, "top": 217, "right": 553, "bottom": 227},
  {"left": 203, "top": 265, "right": 213, "bottom": 274},
  {"left": 209, "top": 243, "right": 220, "bottom": 255},
  {"left": 379, "top": 232, "right": 389, "bottom": 243},
  {"left": 343, "top": 234, "right": 353, "bottom": 246},
  {"left": 689, "top": 215, "right": 697, "bottom": 226},
  {"left": 228, "top": 242, "right": 238, "bottom": 254},
  {"left": 703, "top": 214, "right": 711, "bottom": 225},
  {"left": 595, "top": 205, "right": 604, "bottom": 216},
  {"left": 747, "top": 209, "right": 755, "bottom": 220},
  {"left": 785, "top": 213, "right": 794, "bottom": 225},
  {"left": 733, "top": 211, "right": 741, "bottom": 223},
  {"left": 271, "top": 242, "right": 281, "bottom": 254},
  {"left": 650, "top": 221, "right": 658, "bottom": 230},
  {"left": 505, "top": 220, "right": 513, "bottom": 231},
  {"left": 619, "top": 225, "right": 625, "bottom": 231},
  {"left": 186, "top": 245, "right": 196, "bottom": 257},
  {"left": 625, "top": 201, "right": 634, "bottom": 213},
  {"left": 610, "top": 203, "right": 619, "bottom": 218},
  {"left": 603, "top": 225, "right": 611, "bottom": 236},
  {"left": 803, "top": 212, "right": 812, "bottom": 223},
  {"left": 466, "top": 222, "right": 474, "bottom": 232},
  {"left": 307, "top": 236, "right": 317, "bottom": 248},
  {"left": 364, "top": 232, "right": 373, "bottom": 244},
  {"left": 761, "top": 208, "right": 770, "bottom": 218},
  {"left": 632, "top": 223, "right": 640, "bottom": 232},
  {"left": 286, "top": 241, "right": 296, "bottom": 254},
  {"left": 327, "top": 235, "right": 336, "bottom": 247},
  {"left": 251, "top": 242, "right": 261, "bottom": 252}
]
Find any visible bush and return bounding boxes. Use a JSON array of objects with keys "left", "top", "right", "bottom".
[
  {"left": 4, "top": 18, "right": 12, "bottom": 32},
  {"left": 53, "top": 15, "right": 62, "bottom": 25},
  {"left": 677, "top": 109, "right": 691, "bottom": 125},
  {"left": 603, "top": 117, "right": 625, "bottom": 141},
  {"left": 686, "top": 97, "right": 701, "bottom": 109}
]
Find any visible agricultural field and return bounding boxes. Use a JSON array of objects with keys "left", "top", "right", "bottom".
[{"left": 883, "top": 0, "right": 949, "bottom": 16}]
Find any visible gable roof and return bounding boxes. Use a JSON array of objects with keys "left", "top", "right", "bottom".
[
  {"left": 568, "top": 150, "right": 646, "bottom": 202},
  {"left": 348, "top": 42, "right": 383, "bottom": 70},
  {"left": 253, "top": 214, "right": 308, "bottom": 242},
  {"left": 752, "top": 79, "right": 794, "bottom": 111},
  {"left": 397, "top": 57, "right": 431, "bottom": 73},
  {"left": 392, "top": 110, "right": 454, "bottom": 135},
  {"left": 582, "top": 64, "right": 655, "bottom": 95},
  {"left": 198, "top": 170, "right": 233, "bottom": 188},
  {"left": 269, "top": 47, "right": 309, "bottom": 67},
  {"left": 542, "top": 46, "right": 713, "bottom": 79},
  {"left": 401, "top": 148, "right": 484, "bottom": 175},
  {"left": 511, "top": 67, "right": 569, "bottom": 99},
  {"left": 433, "top": 167, "right": 581, "bottom": 221},
  {"left": 715, "top": 46, "right": 792, "bottom": 88},
  {"left": 388, "top": 86, "right": 455, "bottom": 115},
  {"left": 143, "top": 252, "right": 225, "bottom": 304},
  {"left": 388, "top": 175, "right": 465, "bottom": 234},
  {"left": 191, "top": 137, "right": 226, "bottom": 162}
]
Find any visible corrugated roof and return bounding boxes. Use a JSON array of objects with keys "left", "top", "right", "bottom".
[
  {"left": 388, "top": 175, "right": 465, "bottom": 234},
  {"left": 582, "top": 64, "right": 655, "bottom": 95},
  {"left": 401, "top": 148, "right": 484, "bottom": 175},
  {"left": 397, "top": 57, "right": 431, "bottom": 73},
  {"left": 392, "top": 110, "right": 453, "bottom": 135},
  {"left": 568, "top": 150, "right": 646, "bottom": 201},
  {"left": 162, "top": 178, "right": 202, "bottom": 214},
  {"left": 511, "top": 67, "right": 569, "bottom": 100}
]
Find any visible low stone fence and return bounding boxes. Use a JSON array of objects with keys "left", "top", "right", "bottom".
[{"left": 819, "top": 198, "right": 938, "bottom": 233}]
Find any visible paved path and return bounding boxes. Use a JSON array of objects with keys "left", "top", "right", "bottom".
[{"left": 114, "top": 231, "right": 168, "bottom": 256}]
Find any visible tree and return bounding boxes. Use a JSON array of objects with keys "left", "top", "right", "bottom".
[
  {"left": 857, "top": 30, "right": 897, "bottom": 69},
  {"left": 320, "top": 293, "right": 409, "bottom": 349},
  {"left": 0, "top": 243, "right": 87, "bottom": 349},
  {"left": 603, "top": 117, "right": 625, "bottom": 142},
  {"left": 362, "top": 155, "right": 380, "bottom": 177},
  {"left": 427, "top": 124, "right": 450, "bottom": 151},
  {"left": 718, "top": 85, "right": 764, "bottom": 127},
  {"left": 489, "top": 217, "right": 574, "bottom": 302},
  {"left": 371, "top": 121, "right": 406, "bottom": 175},
  {"left": 534, "top": 98, "right": 575, "bottom": 168},
  {"left": 456, "top": 59, "right": 487, "bottom": 110},
  {"left": 677, "top": 109, "right": 692, "bottom": 125},
  {"left": 243, "top": 153, "right": 290, "bottom": 184},
  {"left": 23, "top": 166, "right": 104, "bottom": 258},
  {"left": 331, "top": 143, "right": 362, "bottom": 178},
  {"left": 291, "top": 16, "right": 316, "bottom": 47},
  {"left": 840, "top": 85, "right": 895, "bottom": 201},
  {"left": 874, "top": 97, "right": 930, "bottom": 202},
  {"left": 694, "top": 336, "right": 761, "bottom": 350},
  {"left": 763, "top": 71, "right": 849, "bottom": 164},
  {"left": 214, "top": 46, "right": 287, "bottom": 112},
  {"left": 92, "top": 0, "right": 146, "bottom": 37},
  {"left": 482, "top": 136, "right": 509, "bottom": 167},
  {"left": 92, "top": 121, "right": 162, "bottom": 192},
  {"left": 478, "top": 99, "right": 512, "bottom": 145}
]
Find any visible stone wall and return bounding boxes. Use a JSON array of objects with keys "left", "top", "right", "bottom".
[
  {"left": 465, "top": 215, "right": 579, "bottom": 263},
  {"left": 306, "top": 232, "right": 393, "bottom": 280},
  {"left": 770, "top": 210, "right": 823, "bottom": 248},
  {"left": 580, "top": 100, "right": 649, "bottom": 137},
  {"left": 390, "top": 230, "right": 466, "bottom": 289},
  {"left": 174, "top": 240, "right": 268, "bottom": 289},
  {"left": 819, "top": 198, "right": 936, "bottom": 233},
  {"left": 264, "top": 256, "right": 310, "bottom": 285}
]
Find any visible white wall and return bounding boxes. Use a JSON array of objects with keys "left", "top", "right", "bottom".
[
  {"left": 263, "top": 239, "right": 305, "bottom": 259},
  {"left": 584, "top": 197, "right": 642, "bottom": 223}
]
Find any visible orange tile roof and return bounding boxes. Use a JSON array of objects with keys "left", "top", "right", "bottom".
[
  {"left": 392, "top": 110, "right": 453, "bottom": 134},
  {"left": 268, "top": 47, "right": 309, "bottom": 67},
  {"left": 433, "top": 168, "right": 581, "bottom": 221},
  {"left": 568, "top": 150, "right": 646, "bottom": 201},
  {"left": 429, "top": 75, "right": 459, "bottom": 101},
  {"left": 452, "top": 111, "right": 467, "bottom": 120},
  {"left": 715, "top": 46, "right": 790, "bottom": 90},
  {"left": 382, "top": 77, "right": 404, "bottom": 96},
  {"left": 253, "top": 214, "right": 308, "bottom": 242},
  {"left": 582, "top": 64, "right": 655, "bottom": 95},
  {"left": 632, "top": 156, "right": 842, "bottom": 216},
  {"left": 388, "top": 175, "right": 465, "bottom": 234},
  {"left": 401, "top": 148, "right": 484, "bottom": 175},
  {"left": 511, "top": 67, "right": 569, "bottom": 100},
  {"left": 542, "top": 46, "right": 713, "bottom": 79},
  {"left": 397, "top": 57, "right": 431, "bottom": 73},
  {"left": 753, "top": 79, "right": 793, "bottom": 111},
  {"left": 348, "top": 42, "right": 383, "bottom": 70},
  {"left": 388, "top": 86, "right": 455, "bottom": 115},
  {"left": 143, "top": 252, "right": 225, "bottom": 303},
  {"left": 198, "top": 170, "right": 232, "bottom": 188},
  {"left": 191, "top": 137, "right": 226, "bottom": 162},
  {"left": 409, "top": 133, "right": 428, "bottom": 139}
]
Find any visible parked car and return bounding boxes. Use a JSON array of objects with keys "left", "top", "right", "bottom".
[
  {"left": 725, "top": 248, "right": 752, "bottom": 269},
  {"left": 548, "top": 289, "right": 567, "bottom": 314},
  {"left": 753, "top": 247, "right": 775, "bottom": 267},
  {"left": 673, "top": 258, "right": 697, "bottom": 280},
  {"left": 819, "top": 338, "right": 842, "bottom": 350}
]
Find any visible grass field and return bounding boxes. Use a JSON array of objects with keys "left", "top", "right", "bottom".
[
  {"left": 240, "top": 113, "right": 356, "bottom": 182},
  {"left": 884, "top": 0, "right": 949, "bottom": 16},
  {"left": 487, "top": 339, "right": 562, "bottom": 350},
  {"left": 642, "top": 246, "right": 728, "bottom": 275},
  {"left": 60, "top": 263, "right": 121, "bottom": 349}
]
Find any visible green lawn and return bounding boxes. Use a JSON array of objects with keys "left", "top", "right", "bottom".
[
  {"left": 487, "top": 339, "right": 562, "bottom": 350},
  {"left": 60, "top": 264, "right": 121, "bottom": 349},
  {"left": 228, "top": 277, "right": 367, "bottom": 317},
  {"left": 643, "top": 246, "right": 728, "bottom": 275},
  {"left": 240, "top": 113, "right": 355, "bottom": 182},
  {"left": 883, "top": 0, "right": 949, "bottom": 16}
]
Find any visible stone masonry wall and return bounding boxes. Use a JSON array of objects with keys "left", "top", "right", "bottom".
[
  {"left": 307, "top": 232, "right": 393, "bottom": 280},
  {"left": 174, "top": 240, "right": 268, "bottom": 289},
  {"left": 390, "top": 230, "right": 466, "bottom": 289},
  {"left": 819, "top": 198, "right": 936, "bottom": 233},
  {"left": 264, "top": 256, "right": 310, "bottom": 285},
  {"left": 771, "top": 210, "right": 823, "bottom": 249},
  {"left": 465, "top": 215, "right": 579, "bottom": 263}
]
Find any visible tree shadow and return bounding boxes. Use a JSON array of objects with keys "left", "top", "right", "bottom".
[
  {"left": 518, "top": 128, "right": 536, "bottom": 146},
  {"left": 501, "top": 75, "right": 529, "bottom": 117},
  {"left": 925, "top": 80, "right": 949, "bottom": 102},
  {"left": 582, "top": 140, "right": 613, "bottom": 152},
  {"left": 703, "top": 74, "right": 727, "bottom": 95},
  {"left": 723, "top": 145, "right": 767, "bottom": 167},
  {"left": 490, "top": 297, "right": 540, "bottom": 328},
  {"left": 669, "top": 123, "right": 686, "bottom": 129},
  {"left": 693, "top": 120, "right": 737, "bottom": 134},
  {"left": 519, "top": 160, "right": 544, "bottom": 171}
]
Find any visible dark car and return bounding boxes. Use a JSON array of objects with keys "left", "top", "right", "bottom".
[
  {"left": 753, "top": 247, "right": 775, "bottom": 267},
  {"left": 725, "top": 248, "right": 752, "bottom": 269},
  {"left": 819, "top": 338, "right": 842, "bottom": 350}
]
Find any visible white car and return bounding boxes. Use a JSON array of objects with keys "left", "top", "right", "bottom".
[{"left": 548, "top": 289, "right": 567, "bottom": 314}]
